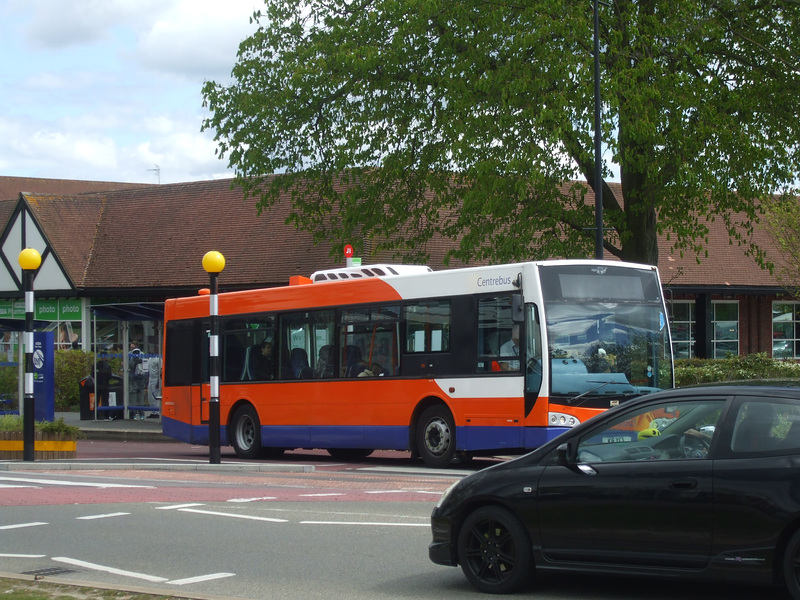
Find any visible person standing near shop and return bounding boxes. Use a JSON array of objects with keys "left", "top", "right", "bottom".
[
  {"left": 128, "top": 341, "right": 146, "bottom": 412},
  {"left": 147, "top": 355, "right": 161, "bottom": 417}
]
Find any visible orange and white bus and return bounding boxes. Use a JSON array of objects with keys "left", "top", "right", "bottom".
[{"left": 161, "top": 260, "right": 673, "bottom": 467}]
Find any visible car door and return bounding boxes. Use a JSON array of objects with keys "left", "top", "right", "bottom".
[
  {"left": 536, "top": 396, "right": 727, "bottom": 569},
  {"left": 711, "top": 395, "right": 800, "bottom": 562}
]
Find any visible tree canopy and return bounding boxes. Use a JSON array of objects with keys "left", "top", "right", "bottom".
[
  {"left": 764, "top": 195, "right": 800, "bottom": 293},
  {"left": 202, "top": 0, "right": 800, "bottom": 267}
]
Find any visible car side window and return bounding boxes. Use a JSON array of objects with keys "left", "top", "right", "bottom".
[
  {"left": 731, "top": 401, "right": 800, "bottom": 454},
  {"left": 576, "top": 400, "right": 725, "bottom": 464}
]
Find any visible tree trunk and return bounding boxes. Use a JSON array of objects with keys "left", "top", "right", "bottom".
[{"left": 620, "top": 173, "right": 659, "bottom": 266}]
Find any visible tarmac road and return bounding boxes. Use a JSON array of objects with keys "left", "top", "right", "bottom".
[{"left": 0, "top": 415, "right": 785, "bottom": 600}]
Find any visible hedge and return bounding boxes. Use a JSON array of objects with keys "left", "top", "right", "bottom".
[{"left": 674, "top": 353, "right": 800, "bottom": 387}]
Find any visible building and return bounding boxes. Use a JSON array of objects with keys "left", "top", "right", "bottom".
[{"left": 0, "top": 175, "right": 797, "bottom": 362}]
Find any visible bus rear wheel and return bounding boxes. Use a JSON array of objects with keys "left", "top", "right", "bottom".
[
  {"left": 417, "top": 405, "right": 456, "bottom": 468},
  {"left": 230, "top": 405, "right": 263, "bottom": 459}
]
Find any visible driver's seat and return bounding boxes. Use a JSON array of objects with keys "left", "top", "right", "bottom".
[{"left": 732, "top": 404, "right": 776, "bottom": 453}]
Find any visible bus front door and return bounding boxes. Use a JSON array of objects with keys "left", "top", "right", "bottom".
[{"left": 191, "top": 383, "right": 211, "bottom": 443}]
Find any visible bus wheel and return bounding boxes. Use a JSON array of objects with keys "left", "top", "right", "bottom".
[
  {"left": 327, "top": 448, "right": 374, "bottom": 459},
  {"left": 231, "top": 405, "right": 263, "bottom": 459},
  {"left": 417, "top": 405, "right": 456, "bottom": 468}
]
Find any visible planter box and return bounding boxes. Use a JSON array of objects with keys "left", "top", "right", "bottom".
[{"left": 0, "top": 431, "right": 77, "bottom": 460}]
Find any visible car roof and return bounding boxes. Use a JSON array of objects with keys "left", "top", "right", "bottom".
[
  {"left": 638, "top": 382, "right": 800, "bottom": 403},
  {"left": 687, "top": 378, "right": 800, "bottom": 389}
]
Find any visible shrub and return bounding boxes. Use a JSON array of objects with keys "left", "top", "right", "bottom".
[
  {"left": 675, "top": 353, "right": 800, "bottom": 387},
  {"left": 0, "top": 364, "right": 17, "bottom": 397},
  {"left": 54, "top": 350, "right": 96, "bottom": 411},
  {"left": 0, "top": 414, "right": 83, "bottom": 438},
  {"left": 0, "top": 350, "right": 124, "bottom": 413}
]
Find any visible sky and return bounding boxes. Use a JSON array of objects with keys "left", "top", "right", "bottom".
[{"left": 0, "top": 0, "right": 263, "bottom": 184}]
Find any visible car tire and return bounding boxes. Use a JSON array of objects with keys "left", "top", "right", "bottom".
[
  {"left": 417, "top": 405, "right": 456, "bottom": 468},
  {"left": 457, "top": 505, "right": 533, "bottom": 594},
  {"left": 784, "top": 529, "right": 800, "bottom": 600},
  {"left": 230, "top": 404, "right": 263, "bottom": 459}
]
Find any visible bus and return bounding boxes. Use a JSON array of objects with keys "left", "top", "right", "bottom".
[{"left": 161, "top": 260, "right": 673, "bottom": 467}]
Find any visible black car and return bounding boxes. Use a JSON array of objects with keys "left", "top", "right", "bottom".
[{"left": 430, "top": 385, "right": 800, "bottom": 598}]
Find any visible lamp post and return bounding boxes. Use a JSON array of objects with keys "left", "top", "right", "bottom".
[
  {"left": 593, "top": 0, "right": 604, "bottom": 260},
  {"left": 202, "top": 250, "right": 225, "bottom": 464},
  {"left": 18, "top": 248, "right": 41, "bottom": 462}
]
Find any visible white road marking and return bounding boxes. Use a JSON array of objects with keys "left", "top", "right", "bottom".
[
  {"left": 0, "top": 553, "right": 47, "bottom": 558},
  {"left": 0, "top": 484, "right": 42, "bottom": 489},
  {"left": 227, "top": 496, "right": 278, "bottom": 503},
  {"left": 178, "top": 508, "right": 288, "bottom": 523},
  {"left": 167, "top": 572, "right": 236, "bottom": 585},
  {"left": 300, "top": 520, "right": 429, "bottom": 527},
  {"left": 52, "top": 557, "right": 168, "bottom": 583},
  {"left": 174, "top": 505, "right": 429, "bottom": 528},
  {"left": 0, "top": 522, "right": 48, "bottom": 530},
  {"left": 0, "top": 476, "right": 154, "bottom": 489},
  {"left": 77, "top": 512, "right": 130, "bottom": 520},
  {"left": 156, "top": 503, "right": 205, "bottom": 510},
  {"left": 52, "top": 556, "right": 233, "bottom": 587}
]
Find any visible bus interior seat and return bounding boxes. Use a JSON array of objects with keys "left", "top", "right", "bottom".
[
  {"left": 315, "top": 345, "right": 335, "bottom": 378},
  {"left": 344, "top": 345, "right": 367, "bottom": 377},
  {"left": 240, "top": 345, "right": 258, "bottom": 380},
  {"left": 290, "top": 347, "right": 310, "bottom": 378}
]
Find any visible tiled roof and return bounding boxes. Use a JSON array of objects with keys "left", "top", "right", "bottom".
[
  {"left": 3, "top": 175, "right": 795, "bottom": 295},
  {"left": 84, "top": 180, "right": 337, "bottom": 291},
  {"left": 25, "top": 194, "right": 106, "bottom": 287},
  {"left": 581, "top": 182, "right": 790, "bottom": 290},
  {"left": 0, "top": 176, "right": 151, "bottom": 201}
]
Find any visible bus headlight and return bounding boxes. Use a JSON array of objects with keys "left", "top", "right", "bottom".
[{"left": 549, "top": 412, "right": 580, "bottom": 428}]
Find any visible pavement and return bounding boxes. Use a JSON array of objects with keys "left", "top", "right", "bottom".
[
  {"left": 1, "top": 411, "right": 317, "bottom": 473},
  {"left": 56, "top": 410, "right": 169, "bottom": 443}
]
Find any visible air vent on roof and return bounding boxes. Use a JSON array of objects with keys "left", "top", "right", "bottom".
[{"left": 310, "top": 264, "right": 432, "bottom": 282}]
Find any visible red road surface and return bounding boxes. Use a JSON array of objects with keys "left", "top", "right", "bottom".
[{"left": 1, "top": 440, "right": 464, "bottom": 507}]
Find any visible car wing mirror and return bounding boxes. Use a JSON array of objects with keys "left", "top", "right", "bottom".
[{"left": 556, "top": 442, "right": 572, "bottom": 465}]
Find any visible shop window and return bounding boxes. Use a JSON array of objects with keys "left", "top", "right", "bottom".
[
  {"left": 773, "top": 302, "right": 800, "bottom": 360},
  {"left": 669, "top": 301, "right": 695, "bottom": 359},
  {"left": 712, "top": 302, "right": 739, "bottom": 358}
]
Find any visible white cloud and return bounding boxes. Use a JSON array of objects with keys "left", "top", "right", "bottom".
[
  {"left": 135, "top": 0, "right": 261, "bottom": 81},
  {"left": 13, "top": 0, "right": 168, "bottom": 49},
  {"left": 0, "top": 0, "right": 260, "bottom": 184}
]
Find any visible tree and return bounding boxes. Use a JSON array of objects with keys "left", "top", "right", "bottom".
[
  {"left": 764, "top": 194, "right": 800, "bottom": 294},
  {"left": 202, "top": 0, "right": 800, "bottom": 267}
]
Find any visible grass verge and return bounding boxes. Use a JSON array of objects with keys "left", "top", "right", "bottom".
[{"left": 0, "top": 577, "right": 194, "bottom": 600}]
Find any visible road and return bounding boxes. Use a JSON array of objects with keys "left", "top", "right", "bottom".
[{"left": 0, "top": 442, "right": 787, "bottom": 600}]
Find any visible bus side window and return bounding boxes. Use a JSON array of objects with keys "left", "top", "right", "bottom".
[
  {"left": 341, "top": 305, "right": 401, "bottom": 377},
  {"left": 164, "top": 319, "right": 200, "bottom": 386},
  {"left": 404, "top": 301, "right": 450, "bottom": 353},
  {"left": 477, "top": 296, "right": 516, "bottom": 373},
  {"left": 222, "top": 317, "right": 275, "bottom": 382},
  {"left": 280, "top": 310, "right": 334, "bottom": 379}
]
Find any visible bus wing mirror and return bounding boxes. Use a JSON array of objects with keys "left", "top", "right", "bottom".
[{"left": 512, "top": 293, "right": 524, "bottom": 323}]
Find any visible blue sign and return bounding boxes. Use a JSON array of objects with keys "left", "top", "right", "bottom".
[{"left": 33, "top": 331, "right": 55, "bottom": 422}]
